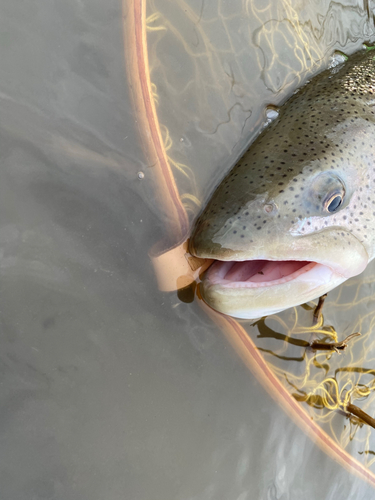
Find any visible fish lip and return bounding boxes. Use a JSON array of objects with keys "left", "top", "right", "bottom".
[
  {"left": 199, "top": 261, "right": 347, "bottom": 319},
  {"left": 203, "top": 259, "right": 320, "bottom": 288}
]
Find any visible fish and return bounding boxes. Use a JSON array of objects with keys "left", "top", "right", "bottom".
[{"left": 189, "top": 47, "right": 375, "bottom": 319}]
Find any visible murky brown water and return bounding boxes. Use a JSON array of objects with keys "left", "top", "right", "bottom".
[{"left": 1, "top": 0, "right": 375, "bottom": 498}]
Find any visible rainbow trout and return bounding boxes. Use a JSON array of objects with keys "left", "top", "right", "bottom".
[{"left": 189, "top": 47, "right": 375, "bottom": 319}]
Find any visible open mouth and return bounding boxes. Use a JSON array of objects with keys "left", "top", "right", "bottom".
[{"left": 206, "top": 259, "right": 317, "bottom": 287}]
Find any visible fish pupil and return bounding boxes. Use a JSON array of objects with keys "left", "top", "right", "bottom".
[{"left": 327, "top": 195, "right": 342, "bottom": 212}]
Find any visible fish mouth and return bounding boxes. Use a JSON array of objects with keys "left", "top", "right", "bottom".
[
  {"left": 205, "top": 259, "right": 317, "bottom": 288},
  {"left": 198, "top": 257, "right": 349, "bottom": 319},
  {"left": 190, "top": 230, "right": 369, "bottom": 318}
]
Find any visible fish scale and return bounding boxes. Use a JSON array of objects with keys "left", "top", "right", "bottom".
[{"left": 189, "top": 47, "right": 375, "bottom": 319}]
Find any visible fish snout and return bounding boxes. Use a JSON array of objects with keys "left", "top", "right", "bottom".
[{"left": 189, "top": 218, "right": 213, "bottom": 256}]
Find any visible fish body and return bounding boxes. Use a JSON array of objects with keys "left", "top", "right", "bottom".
[{"left": 190, "top": 48, "right": 375, "bottom": 319}]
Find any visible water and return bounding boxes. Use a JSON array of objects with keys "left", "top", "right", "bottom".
[{"left": 1, "top": 0, "right": 375, "bottom": 498}]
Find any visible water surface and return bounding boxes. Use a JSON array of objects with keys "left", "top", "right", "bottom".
[{"left": 1, "top": 0, "right": 375, "bottom": 498}]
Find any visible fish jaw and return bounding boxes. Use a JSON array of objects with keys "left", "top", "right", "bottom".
[
  {"left": 190, "top": 229, "right": 369, "bottom": 319},
  {"left": 200, "top": 261, "right": 347, "bottom": 319}
]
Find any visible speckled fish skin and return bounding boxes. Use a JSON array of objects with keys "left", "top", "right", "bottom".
[{"left": 190, "top": 47, "right": 375, "bottom": 319}]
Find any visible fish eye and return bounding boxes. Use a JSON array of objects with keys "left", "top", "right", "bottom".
[
  {"left": 302, "top": 172, "right": 348, "bottom": 215},
  {"left": 325, "top": 193, "right": 344, "bottom": 213}
]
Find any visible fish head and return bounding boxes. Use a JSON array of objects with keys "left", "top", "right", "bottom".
[{"left": 189, "top": 114, "right": 373, "bottom": 318}]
